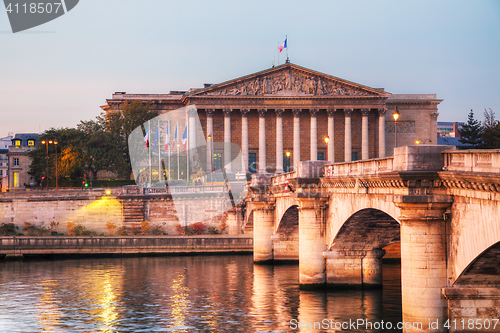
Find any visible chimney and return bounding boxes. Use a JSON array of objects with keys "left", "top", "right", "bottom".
[{"left": 453, "top": 122, "right": 460, "bottom": 138}]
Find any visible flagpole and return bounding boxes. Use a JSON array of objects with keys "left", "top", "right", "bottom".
[
  {"left": 177, "top": 142, "right": 180, "bottom": 180},
  {"left": 168, "top": 121, "right": 171, "bottom": 181},
  {"left": 148, "top": 120, "right": 152, "bottom": 187},
  {"left": 286, "top": 35, "right": 289, "bottom": 62},
  {"left": 158, "top": 122, "right": 161, "bottom": 183},
  {"left": 186, "top": 119, "right": 190, "bottom": 183}
]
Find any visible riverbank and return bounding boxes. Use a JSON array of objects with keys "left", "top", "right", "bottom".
[{"left": 0, "top": 235, "right": 253, "bottom": 260}]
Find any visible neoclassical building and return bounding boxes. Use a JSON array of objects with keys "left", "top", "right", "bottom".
[{"left": 101, "top": 63, "right": 440, "bottom": 174}]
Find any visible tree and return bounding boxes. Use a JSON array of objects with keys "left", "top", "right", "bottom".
[
  {"left": 481, "top": 108, "right": 500, "bottom": 149},
  {"left": 104, "top": 101, "right": 159, "bottom": 178},
  {"left": 459, "top": 110, "right": 482, "bottom": 148}
]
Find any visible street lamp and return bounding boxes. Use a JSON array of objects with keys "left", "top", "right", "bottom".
[
  {"left": 393, "top": 107, "right": 400, "bottom": 148},
  {"left": 54, "top": 140, "right": 58, "bottom": 190},
  {"left": 324, "top": 135, "right": 330, "bottom": 161},
  {"left": 41, "top": 139, "right": 58, "bottom": 191}
]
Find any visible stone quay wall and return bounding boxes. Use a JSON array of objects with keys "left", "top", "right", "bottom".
[
  {"left": 0, "top": 187, "right": 234, "bottom": 236},
  {"left": 0, "top": 235, "right": 253, "bottom": 257}
]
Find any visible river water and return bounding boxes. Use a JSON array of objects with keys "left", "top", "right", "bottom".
[{"left": 0, "top": 255, "right": 402, "bottom": 332}]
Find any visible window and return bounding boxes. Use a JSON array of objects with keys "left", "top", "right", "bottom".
[
  {"left": 27, "top": 140, "right": 34, "bottom": 146},
  {"left": 13, "top": 140, "right": 21, "bottom": 146},
  {"left": 351, "top": 152, "right": 358, "bottom": 161},
  {"left": 317, "top": 152, "right": 325, "bottom": 161},
  {"left": 248, "top": 153, "right": 257, "bottom": 173},
  {"left": 13, "top": 158, "right": 19, "bottom": 166},
  {"left": 212, "top": 152, "right": 223, "bottom": 171},
  {"left": 0, "top": 170, "right": 2, "bottom": 176},
  {"left": 13, "top": 172, "right": 19, "bottom": 187},
  {"left": 283, "top": 153, "right": 291, "bottom": 172}
]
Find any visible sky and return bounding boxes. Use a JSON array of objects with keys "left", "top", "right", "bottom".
[{"left": 1, "top": 0, "right": 499, "bottom": 137}]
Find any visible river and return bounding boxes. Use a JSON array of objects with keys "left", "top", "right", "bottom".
[{"left": 0, "top": 255, "right": 402, "bottom": 332}]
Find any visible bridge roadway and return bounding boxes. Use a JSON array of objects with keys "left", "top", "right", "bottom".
[{"left": 243, "top": 145, "right": 500, "bottom": 333}]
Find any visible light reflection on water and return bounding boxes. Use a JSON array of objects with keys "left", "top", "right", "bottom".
[{"left": 0, "top": 255, "right": 401, "bottom": 332}]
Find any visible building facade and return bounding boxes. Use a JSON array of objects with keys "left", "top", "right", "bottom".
[
  {"left": 102, "top": 63, "right": 441, "bottom": 174},
  {"left": 7, "top": 133, "right": 39, "bottom": 191}
]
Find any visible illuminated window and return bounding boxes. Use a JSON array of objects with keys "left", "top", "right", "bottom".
[
  {"left": 27, "top": 140, "right": 34, "bottom": 146},
  {"left": 13, "top": 172, "right": 19, "bottom": 187},
  {"left": 13, "top": 158, "right": 19, "bottom": 166},
  {"left": 13, "top": 140, "right": 21, "bottom": 146}
]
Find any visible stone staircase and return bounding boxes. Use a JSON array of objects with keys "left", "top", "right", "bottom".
[{"left": 122, "top": 199, "right": 145, "bottom": 230}]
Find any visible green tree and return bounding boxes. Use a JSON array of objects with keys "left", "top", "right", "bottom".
[
  {"left": 459, "top": 109, "right": 482, "bottom": 148},
  {"left": 104, "top": 101, "right": 159, "bottom": 178},
  {"left": 481, "top": 108, "right": 500, "bottom": 149}
]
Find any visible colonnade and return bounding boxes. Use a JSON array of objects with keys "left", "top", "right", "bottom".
[{"left": 199, "top": 107, "right": 388, "bottom": 173}]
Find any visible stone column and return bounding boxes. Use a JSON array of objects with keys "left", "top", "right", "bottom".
[
  {"left": 187, "top": 108, "right": 197, "bottom": 151},
  {"left": 310, "top": 109, "right": 318, "bottom": 161},
  {"left": 275, "top": 109, "right": 284, "bottom": 173},
  {"left": 361, "top": 108, "right": 370, "bottom": 160},
  {"left": 223, "top": 109, "right": 232, "bottom": 173},
  {"left": 327, "top": 109, "right": 335, "bottom": 163},
  {"left": 324, "top": 249, "right": 385, "bottom": 287},
  {"left": 293, "top": 109, "right": 301, "bottom": 170},
  {"left": 344, "top": 108, "right": 353, "bottom": 162},
  {"left": 396, "top": 200, "right": 452, "bottom": 333},
  {"left": 297, "top": 197, "right": 327, "bottom": 287},
  {"left": 227, "top": 207, "right": 242, "bottom": 234},
  {"left": 378, "top": 108, "right": 387, "bottom": 158},
  {"left": 206, "top": 109, "right": 214, "bottom": 173},
  {"left": 252, "top": 201, "right": 275, "bottom": 263},
  {"left": 258, "top": 109, "right": 267, "bottom": 173},
  {"left": 430, "top": 112, "right": 439, "bottom": 145},
  {"left": 240, "top": 109, "right": 249, "bottom": 172}
]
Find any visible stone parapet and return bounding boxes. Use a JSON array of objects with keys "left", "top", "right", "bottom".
[{"left": 443, "top": 149, "right": 500, "bottom": 173}]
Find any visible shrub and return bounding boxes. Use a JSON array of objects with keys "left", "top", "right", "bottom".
[
  {"left": 0, "top": 223, "right": 18, "bottom": 236},
  {"left": 115, "top": 226, "right": 128, "bottom": 236},
  {"left": 175, "top": 224, "right": 194, "bottom": 236},
  {"left": 48, "top": 221, "right": 59, "bottom": 232},
  {"left": 207, "top": 227, "right": 219, "bottom": 235},
  {"left": 192, "top": 222, "right": 205, "bottom": 235},
  {"left": 66, "top": 222, "right": 97, "bottom": 236},
  {"left": 23, "top": 222, "right": 49, "bottom": 236},
  {"left": 140, "top": 220, "right": 152, "bottom": 235},
  {"left": 106, "top": 222, "right": 117, "bottom": 236},
  {"left": 151, "top": 223, "right": 165, "bottom": 235}
]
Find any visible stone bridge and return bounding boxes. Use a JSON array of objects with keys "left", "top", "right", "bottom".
[{"left": 244, "top": 146, "right": 500, "bottom": 332}]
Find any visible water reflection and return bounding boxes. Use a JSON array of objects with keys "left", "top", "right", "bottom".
[{"left": 0, "top": 256, "right": 401, "bottom": 332}]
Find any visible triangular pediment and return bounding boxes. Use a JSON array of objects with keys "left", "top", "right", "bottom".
[{"left": 188, "top": 63, "right": 390, "bottom": 98}]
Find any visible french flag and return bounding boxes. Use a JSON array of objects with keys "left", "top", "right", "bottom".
[
  {"left": 278, "top": 37, "right": 287, "bottom": 53},
  {"left": 182, "top": 124, "right": 188, "bottom": 150},
  {"left": 164, "top": 122, "right": 170, "bottom": 150},
  {"left": 144, "top": 123, "right": 149, "bottom": 149}
]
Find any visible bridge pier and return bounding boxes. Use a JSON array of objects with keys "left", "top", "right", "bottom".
[
  {"left": 324, "top": 249, "right": 385, "bottom": 288},
  {"left": 396, "top": 199, "right": 452, "bottom": 333},
  {"left": 297, "top": 197, "right": 327, "bottom": 288},
  {"left": 227, "top": 207, "right": 243, "bottom": 234},
  {"left": 252, "top": 202, "right": 275, "bottom": 263}
]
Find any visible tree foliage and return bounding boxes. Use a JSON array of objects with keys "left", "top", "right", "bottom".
[
  {"left": 28, "top": 100, "right": 159, "bottom": 182},
  {"left": 459, "top": 109, "right": 482, "bottom": 148},
  {"left": 481, "top": 108, "right": 500, "bottom": 149}
]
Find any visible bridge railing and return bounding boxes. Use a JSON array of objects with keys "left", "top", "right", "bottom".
[
  {"left": 443, "top": 150, "right": 500, "bottom": 173},
  {"left": 144, "top": 185, "right": 226, "bottom": 194},
  {"left": 271, "top": 171, "right": 297, "bottom": 185},
  {"left": 324, "top": 157, "right": 394, "bottom": 177}
]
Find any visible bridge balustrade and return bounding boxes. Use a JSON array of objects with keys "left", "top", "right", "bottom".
[{"left": 443, "top": 149, "right": 500, "bottom": 173}]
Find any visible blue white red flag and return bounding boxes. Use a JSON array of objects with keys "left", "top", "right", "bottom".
[
  {"left": 278, "top": 37, "right": 287, "bottom": 53},
  {"left": 164, "top": 122, "right": 170, "bottom": 150},
  {"left": 182, "top": 124, "right": 188, "bottom": 150},
  {"left": 174, "top": 122, "right": 178, "bottom": 142},
  {"left": 144, "top": 123, "right": 149, "bottom": 149}
]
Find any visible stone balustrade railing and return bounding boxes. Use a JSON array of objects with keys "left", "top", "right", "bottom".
[
  {"left": 144, "top": 185, "right": 226, "bottom": 194},
  {"left": 271, "top": 172, "right": 297, "bottom": 185},
  {"left": 443, "top": 149, "right": 500, "bottom": 173},
  {"left": 324, "top": 157, "right": 394, "bottom": 178}
]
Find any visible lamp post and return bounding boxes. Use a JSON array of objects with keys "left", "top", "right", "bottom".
[
  {"left": 393, "top": 107, "right": 400, "bottom": 148},
  {"left": 324, "top": 135, "right": 330, "bottom": 161},
  {"left": 41, "top": 139, "right": 52, "bottom": 190},
  {"left": 54, "top": 140, "right": 58, "bottom": 190}
]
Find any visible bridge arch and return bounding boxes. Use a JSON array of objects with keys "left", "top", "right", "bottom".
[{"left": 454, "top": 241, "right": 500, "bottom": 286}]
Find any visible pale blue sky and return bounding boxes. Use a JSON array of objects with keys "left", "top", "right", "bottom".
[{"left": 1, "top": 0, "right": 499, "bottom": 136}]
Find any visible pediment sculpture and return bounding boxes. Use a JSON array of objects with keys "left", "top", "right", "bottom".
[{"left": 200, "top": 69, "right": 377, "bottom": 97}]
